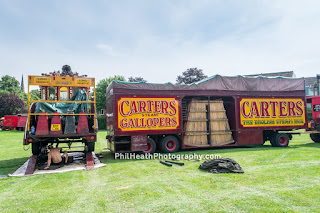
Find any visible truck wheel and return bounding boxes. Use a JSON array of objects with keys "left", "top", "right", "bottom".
[
  {"left": 160, "top": 136, "right": 180, "bottom": 153},
  {"left": 85, "top": 142, "right": 95, "bottom": 153},
  {"left": 142, "top": 138, "right": 156, "bottom": 154},
  {"left": 32, "top": 142, "right": 40, "bottom": 155},
  {"left": 310, "top": 134, "right": 320, "bottom": 143},
  {"left": 271, "top": 133, "right": 289, "bottom": 147}
]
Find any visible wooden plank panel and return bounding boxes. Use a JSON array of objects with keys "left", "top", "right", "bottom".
[
  {"left": 25, "top": 155, "right": 37, "bottom": 175},
  {"left": 86, "top": 153, "right": 94, "bottom": 170}
]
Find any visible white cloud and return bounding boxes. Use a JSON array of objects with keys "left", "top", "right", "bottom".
[
  {"left": 1, "top": 0, "right": 320, "bottom": 85},
  {"left": 96, "top": 43, "right": 118, "bottom": 56}
]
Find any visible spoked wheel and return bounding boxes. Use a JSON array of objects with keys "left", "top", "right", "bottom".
[
  {"left": 160, "top": 136, "right": 180, "bottom": 153},
  {"left": 271, "top": 133, "right": 290, "bottom": 147},
  {"left": 142, "top": 138, "right": 156, "bottom": 154}
]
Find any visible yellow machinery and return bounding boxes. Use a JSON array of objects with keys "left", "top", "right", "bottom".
[{"left": 23, "top": 65, "right": 97, "bottom": 155}]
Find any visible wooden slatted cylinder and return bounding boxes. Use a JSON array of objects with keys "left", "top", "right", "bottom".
[
  {"left": 184, "top": 100, "right": 208, "bottom": 146},
  {"left": 209, "top": 101, "right": 233, "bottom": 145},
  {"left": 184, "top": 100, "right": 234, "bottom": 146}
]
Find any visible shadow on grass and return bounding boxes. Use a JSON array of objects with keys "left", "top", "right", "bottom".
[
  {"left": 4, "top": 142, "right": 315, "bottom": 172},
  {"left": 180, "top": 143, "right": 299, "bottom": 155},
  {"left": 291, "top": 142, "right": 320, "bottom": 149},
  {"left": 97, "top": 143, "right": 302, "bottom": 165},
  {"left": 0, "top": 156, "right": 29, "bottom": 175}
]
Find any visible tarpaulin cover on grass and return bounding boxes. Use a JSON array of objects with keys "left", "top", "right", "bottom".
[{"left": 199, "top": 158, "right": 244, "bottom": 173}]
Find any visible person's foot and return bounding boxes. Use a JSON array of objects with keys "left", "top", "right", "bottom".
[{"left": 64, "top": 162, "right": 69, "bottom": 165}]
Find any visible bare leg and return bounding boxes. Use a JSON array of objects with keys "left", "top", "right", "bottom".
[{"left": 63, "top": 152, "right": 68, "bottom": 163}]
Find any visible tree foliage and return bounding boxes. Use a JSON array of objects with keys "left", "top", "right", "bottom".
[
  {"left": 128, "top": 76, "right": 147, "bottom": 82},
  {"left": 0, "top": 75, "right": 21, "bottom": 94},
  {"left": 0, "top": 75, "right": 29, "bottom": 113},
  {"left": 96, "top": 75, "right": 126, "bottom": 112},
  {"left": 30, "top": 89, "right": 41, "bottom": 101},
  {"left": 176, "top": 68, "right": 207, "bottom": 84},
  {"left": 0, "top": 93, "right": 27, "bottom": 117}
]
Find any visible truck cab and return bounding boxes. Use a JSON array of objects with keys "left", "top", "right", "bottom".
[
  {"left": 307, "top": 96, "right": 320, "bottom": 142},
  {"left": 307, "top": 96, "right": 320, "bottom": 130}
]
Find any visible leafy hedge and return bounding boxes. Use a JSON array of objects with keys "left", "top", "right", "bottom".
[{"left": 97, "top": 116, "right": 106, "bottom": 130}]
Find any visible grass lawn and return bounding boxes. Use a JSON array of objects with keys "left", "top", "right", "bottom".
[{"left": 0, "top": 130, "right": 320, "bottom": 212}]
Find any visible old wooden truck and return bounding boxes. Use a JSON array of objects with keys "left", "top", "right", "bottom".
[
  {"left": 23, "top": 65, "right": 97, "bottom": 155},
  {"left": 106, "top": 75, "right": 320, "bottom": 154}
]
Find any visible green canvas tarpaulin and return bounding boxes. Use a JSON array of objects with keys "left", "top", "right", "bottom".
[{"left": 34, "top": 89, "right": 89, "bottom": 124}]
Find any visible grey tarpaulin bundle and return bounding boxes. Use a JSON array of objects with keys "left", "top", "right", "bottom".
[{"left": 199, "top": 158, "right": 244, "bottom": 173}]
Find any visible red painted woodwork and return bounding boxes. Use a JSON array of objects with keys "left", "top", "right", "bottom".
[
  {"left": 25, "top": 155, "right": 37, "bottom": 175},
  {"left": 36, "top": 114, "right": 49, "bottom": 135},
  {"left": 131, "top": 135, "right": 148, "bottom": 152},
  {"left": 3, "top": 115, "right": 18, "bottom": 128},
  {"left": 237, "top": 130, "right": 263, "bottom": 145},
  {"left": 50, "top": 113, "right": 62, "bottom": 135},
  {"left": 86, "top": 153, "right": 94, "bottom": 170},
  {"left": 106, "top": 82, "right": 308, "bottom": 151},
  {"left": 77, "top": 112, "right": 89, "bottom": 134},
  {"left": 17, "top": 115, "right": 27, "bottom": 128},
  {"left": 308, "top": 96, "right": 320, "bottom": 123}
]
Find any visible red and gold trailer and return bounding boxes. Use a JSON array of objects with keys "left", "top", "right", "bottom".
[
  {"left": 106, "top": 75, "right": 307, "bottom": 153},
  {"left": 24, "top": 66, "right": 97, "bottom": 155}
]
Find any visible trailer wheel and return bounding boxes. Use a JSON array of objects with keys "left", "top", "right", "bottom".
[
  {"left": 142, "top": 138, "right": 156, "bottom": 154},
  {"left": 85, "top": 142, "right": 95, "bottom": 153},
  {"left": 271, "top": 133, "right": 289, "bottom": 147},
  {"left": 160, "top": 136, "right": 180, "bottom": 153},
  {"left": 32, "top": 142, "right": 40, "bottom": 155},
  {"left": 310, "top": 134, "right": 320, "bottom": 143}
]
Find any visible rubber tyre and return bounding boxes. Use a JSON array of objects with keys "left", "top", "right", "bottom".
[
  {"left": 160, "top": 136, "right": 180, "bottom": 153},
  {"left": 271, "top": 133, "right": 290, "bottom": 147},
  {"left": 310, "top": 134, "right": 320, "bottom": 143},
  {"left": 32, "top": 142, "right": 40, "bottom": 155},
  {"left": 142, "top": 138, "right": 156, "bottom": 154},
  {"left": 86, "top": 142, "right": 95, "bottom": 153}
]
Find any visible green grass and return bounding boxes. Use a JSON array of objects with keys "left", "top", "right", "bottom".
[{"left": 0, "top": 130, "right": 320, "bottom": 212}]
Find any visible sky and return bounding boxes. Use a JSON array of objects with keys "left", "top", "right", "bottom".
[{"left": 1, "top": 0, "right": 320, "bottom": 85}]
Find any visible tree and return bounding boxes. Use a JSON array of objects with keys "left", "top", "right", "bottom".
[
  {"left": 30, "top": 89, "right": 41, "bottom": 101},
  {"left": 96, "top": 75, "right": 126, "bottom": 112},
  {"left": 128, "top": 76, "right": 147, "bottom": 82},
  {"left": 0, "top": 75, "right": 21, "bottom": 94},
  {"left": 0, "top": 93, "right": 27, "bottom": 117},
  {"left": 0, "top": 75, "right": 29, "bottom": 105},
  {"left": 176, "top": 68, "right": 208, "bottom": 84}
]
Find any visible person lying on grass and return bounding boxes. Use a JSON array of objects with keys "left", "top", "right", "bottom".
[{"left": 44, "top": 145, "right": 69, "bottom": 169}]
